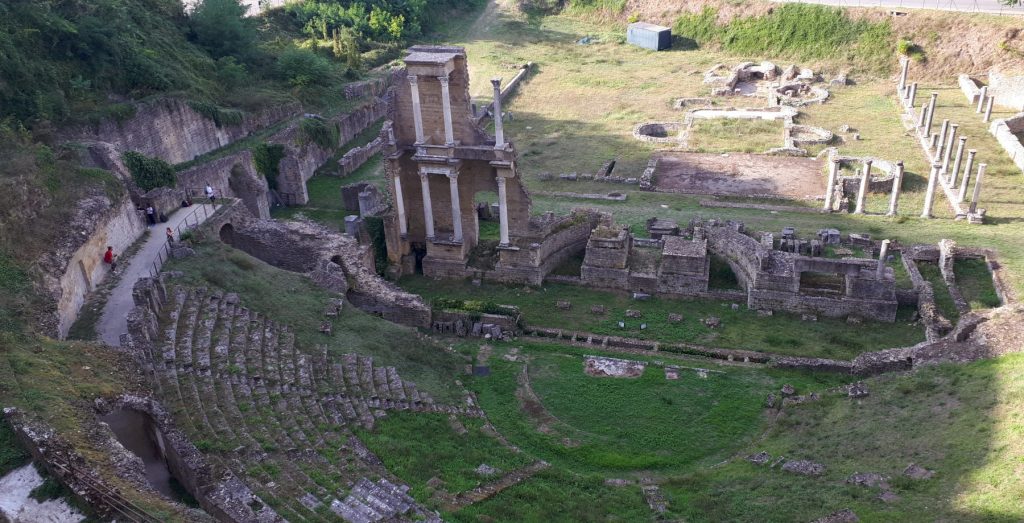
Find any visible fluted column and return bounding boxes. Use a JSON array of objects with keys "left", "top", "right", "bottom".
[
  {"left": 419, "top": 172, "right": 434, "bottom": 239},
  {"left": 408, "top": 75, "right": 425, "bottom": 144},
  {"left": 491, "top": 78, "right": 505, "bottom": 149},
  {"left": 969, "top": 163, "right": 986, "bottom": 214},
  {"left": 941, "top": 123, "right": 958, "bottom": 175},
  {"left": 448, "top": 172, "right": 463, "bottom": 243},
  {"left": 438, "top": 74, "right": 455, "bottom": 145},
  {"left": 496, "top": 175, "right": 510, "bottom": 247},
  {"left": 887, "top": 161, "right": 904, "bottom": 216},
  {"left": 394, "top": 175, "right": 407, "bottom": 236},
  {"left": 823, "top": 158, "right": 839, "bottom": 212},
  {"left": 855, "top": 159, "right": 871, "bottom": 214},
  {"left": 958, "top": 150, "right": 977, "bottom": 203},
  {"left": 949, "top": 136, "right": 967, "bottom": 188}
]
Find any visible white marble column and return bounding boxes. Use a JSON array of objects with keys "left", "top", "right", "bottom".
[
  {"left": 448, "top": 172, "right": 463, "bottom": 242},
  {"left": 419, "top": 172, "right": 434, "bottom": 239},
  {"left": 936, "top": 119, "right": 950, "bottom": 156},
  {"left": 921, "top": 162, "right": 940, "bottom": 218},
  {"left": 924, "top": 92, "right": 938, "bottom": 136},
  {"left": 491, "top": 78, "right": 505, "bottom": 149},
  {"left": 977, "top": 86, "right": 988, "bottom": 113},
  {"left": 823, "top": 158, "right": 839, "bottom": 212},
  {"left": 969, "top": 163, "right": 986, "bottom": 214},
  {"left": 887, "top": 161, "right": 904, "bottom": 216},
  {"left": 877, "top": 239, "right": 891, "bottom": 280},
  {"left": 394, "top": 175, "right": 407, "bottom": 236},
  {"left": 984, "top": 96, "right": 995, "bottom": 123},
  {"left": 941, "top": 123, "right": 958, "bottom": 175},
  {"left": 917, "top": 101, "right": 929, "bottom": 129},
  {"left": 408, "top": 75, "right": 425, "bottom": 143},
  {"left": 496, "top": 175, "right": 510, "bottom": 246},
  {"left": 438, "top": 74, "right": 455, "bottom": 145},
  {"left": 958, "top": 149, "right": 977, "bottom": 203},
  {"left": 898, "top": 57, "right": 909, "bottom": 93},
  {"left": 907, "top": 82, "right": 918, "bottom": 107},
  {"left": 854, "top": 159, "right": 871, "bottom": 214},
  {"left": 949, "top": 136, "right": 967, "bottom": 188}
]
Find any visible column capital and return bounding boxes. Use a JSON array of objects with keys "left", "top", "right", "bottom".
[
  {"left": 407, "top": 75, "right": 419, "bottom": 85},
  {"left": 495, "top": 175, "right": 507, "bottom": 186},
  {"left": 418, "top": 171, "right": 430, "bottom": 181},
  {"left": 437, "top": 74, "right": 450, "bottom": 86},
  {"left": 490, "top": 77, "right": 503, "bottom": 88},
  {"left": 446, "top": 171, "right": 459, "bottom": 181}
]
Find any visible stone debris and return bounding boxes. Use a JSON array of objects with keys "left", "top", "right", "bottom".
[
  {"left": 782, "top": 393, "right": 820, "bottom": 407},
  {"left": 667, "top": 313, "right": 683, "bottom": 323},
  {"left": 604, "top": 478, "right": 633, "bottom": 486},
  {"left": 703, "top": 316, "right": 721, "bottom": 328},
  {"left": 319, "top": 321, "right": 332, "bottom": 335},
  {"left": 665, "top": 367, "right": 679, "bottom": 380},
  {"left": 781, "top": 384, "right": 796, "bottom": 396},
  {"left": 300, "top": 492, "right": 323, "bottom": 510},
  {"left": 813, "top": 509, "right": 859, "bottom": 523},
  {"left": 878, "top": 490, "right": 901, "bottom": 503},
  {"left": 781, "top": 460, "right": 825, "bottom": 476},
  {"left": 757, "top": 309, "right": 774, "bottom": 317},
  {"left": 330, "top": 478, "right": 421, "bottom": 523},
  {"left": 475, "top": 464, "right": 500, "bottom": 477},
  {"left": 801, "top": 314, "right": 818, "bottom": 322},
  {"left": 590, "top": 305, "right": 607, "bottom": 315},
  {"left": 556, "top": 300, "right": 572, "bottom": 310},
  {"left": 640, "top": 484, "right": 668, "bottom": 514},
  {"left": 764, "top": 393, "right": 778, "bottom": 408},
  {"left": 625, "top": 309, "right": 642, "bottom": 319},
  {"left": 903, "top": 463, "right": 936, "bottom": 480},
  {"left": 583, "top": 356, "right": 646, "bottom": 378},
  {"left": 632, "top": 292, "right": 651, "bottom": 301},
  {"left": 846, "top": 472, "right": 889, "bottom": 489},
  {"left": 746, "top": 451, "right": 771, "bottom": 465},
  {"left": 847, "top": 382, "right": 869, "bottom": 398}
]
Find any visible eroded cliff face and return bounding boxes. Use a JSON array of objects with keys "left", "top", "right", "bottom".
[{"left": 59, "top": 98, "right": 299, "bottom": 165}]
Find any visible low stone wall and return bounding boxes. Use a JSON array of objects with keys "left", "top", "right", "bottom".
[
  {"left": 988, "top": 67, "right": 1024, "bottom": 111},
  {"left": 989, "top": 113, "right": 1024, "bottom": 174},
  {"left": 958, "top": 74, "right": 983, "bottom": 105},
  {"left": 337, "top": 137, "right": 384, "bottom": 177},
  {"left": 59, "top": 97, "right": 299, "bottom": 165}
]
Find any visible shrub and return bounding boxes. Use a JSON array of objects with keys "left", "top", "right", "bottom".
[
  {"left": 253, "top": 143, "right": 286, "bottom": 189},
  {"left": 275, "top": 47, "right": 338, "bottom": 88},
  {"left": 122, "top": 151, "right": 176, "bottom": 191},
  {"left": 299, "top": 117, "right": 339, "bottom": 150},
  {"left": 188, "top": 100, "right": 244, "bottom": 127},
  {"left": 190, "top": 0, "right": 256, "bottom": 61},
  {"left": 897, "top": 38, "right": 927, "bottom": 62}
]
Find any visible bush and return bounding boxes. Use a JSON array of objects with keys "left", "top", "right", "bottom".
[
  {"left": 299, "top": 117, "right": 339, "bottom": 149},
  {"left": 122, "top": 151, "right": 176, "bottom": 192},
  {"left": 252, "top": 143, "right": 286, "bottom": 189},
  {"left": 897, "top": 38, "right": 927, "bottom": 62},
  {"left": 275, "top": 47, "right": 338, "bottom": 88},
  {"left": 187, "top": 100, "right": 244, "bottom": 127},
  {"left": 190, "top": 0, "right": 257, "bottom": 61}
]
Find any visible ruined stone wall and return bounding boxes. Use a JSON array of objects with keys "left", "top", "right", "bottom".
[
  {"left": 988, "top": 67, "right": 1024, "bottom": 111},
  {"left": 59, "top": 98, "right": 299, "bottom": 164},
  {"left": 958, "top": 74, "right": 983, "bottom": 105},
  {"left": 989, "top": 113, "right": 1024, "bottom": 174},
  {"left": 176, "top": 150, "right": 271, "bottom": 219}
]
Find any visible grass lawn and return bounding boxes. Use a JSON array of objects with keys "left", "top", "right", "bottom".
[
  {"left": 354, "top": 412, "right": 534, "bottom": 503},
  {"left": 398, "top": 275, "right": 924, "bottom": 359},
  {"left": 164, "top": 241, "right": 467, "bottom": 402},
  {"left": 467, "top": 342, "right": 850, "bottom": 476},
  {"left": 917, "top": 261, "right": 961, "bottom": 323},
  {"left": 955, "top": 257, "right": 1001, "bottom": 310},
  {"left": 661, "top": 354, "right": 1024, "bottom": 522},
  {"left": 687, "top": 118, "right": 785, "bottom": 153}
]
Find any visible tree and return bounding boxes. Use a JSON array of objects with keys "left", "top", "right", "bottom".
[{"left": 191, "top": 0, "right": 256, "bottom": 61}]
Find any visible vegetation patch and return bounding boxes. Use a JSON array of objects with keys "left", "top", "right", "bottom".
[
  {"left": 122, "top": 151, "right": 176, "bottom": 192},
  {"left": 0, "top": 417, "right": 30, "bottom": 477},
  {"left": 954, "top": 258, "right": 1001, "bottom": 310},
  {"left": 252, "top": 143, "right": 286, "bottom": 190}
]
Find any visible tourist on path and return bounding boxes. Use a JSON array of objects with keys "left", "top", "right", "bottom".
[
  {"left": 103, "top": 246, "right": 117, "bottom": 271},
  {"left": 166, "top": 227, "right": 174, "bottom": 243},
  {"left": 205, "top": 185, "right": 217, "bottom": 204},
  {"left": 145, "top": 205, "right": 155, "bottom": 226}
]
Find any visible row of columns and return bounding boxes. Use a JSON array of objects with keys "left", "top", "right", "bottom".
[
  {"left": 408, "top": 74, "right": 457, "bottom": 145},
  {"left": 408, "top": 170, "right": 509, "bottom": 246},
  {"left": 826, "top": 158, "right": 905, "bottom": 216}
]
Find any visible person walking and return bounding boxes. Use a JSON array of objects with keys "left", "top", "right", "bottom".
[
  {"left": 103, "top": 246, "right": 117, "bottom": 271},
  {"left": 166, "top": 227, "right": 175, "bottom": 243},
  {"left": 145, "top": 205, "right": 155, "bottom": 227},
  {"left": 205, "top": 185, "right": 217, "bottom": 204}
]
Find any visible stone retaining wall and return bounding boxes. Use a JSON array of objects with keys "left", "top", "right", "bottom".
[
  {"left": 958, "top": 74, "right": 983, "bottom": 105},
  {"left": 59, "top": 98, "right": 299, "bottom": 165},
  {"left": 989, "top": 113, "right": 1024, "bottom": 174},
  {"left": 176, "top": 150, "right": 271, "bottom": 219}
]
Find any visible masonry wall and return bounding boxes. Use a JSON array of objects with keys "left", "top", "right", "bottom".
[
  {"left": 990, "top": 114, "right": 1024, "bottom": 174},
  {"left": 59, "top": 98, "right": 298, "bottom": 164},
  {"left": 988, "top": 68, "right": 1024, "bottom": 111},
  {"left": 177, "top": 150, "right": 271, "bottom": 219},
  {"left": 55, "top": 196, "right": 146, "bottom": 339}
]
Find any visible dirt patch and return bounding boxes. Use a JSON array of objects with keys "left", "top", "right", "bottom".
[
  {"left": 653, "top": 152, "right": 825, "bottom": 199},
  {"left": 515, "top": 366, "right": 559, "bottom": 434}
]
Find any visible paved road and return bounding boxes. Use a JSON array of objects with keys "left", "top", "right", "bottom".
[
  {"left": 97, "top": 204, "right": 217, "bottom": 346},
  {"left": 769, "top": 0, "right": 1024, "bottom": 15}
]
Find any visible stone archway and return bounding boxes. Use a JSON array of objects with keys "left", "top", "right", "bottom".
[{"left": 219, "top": 223, "right": 235, "bottom": 245}]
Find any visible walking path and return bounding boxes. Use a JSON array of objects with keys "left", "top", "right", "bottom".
[{"left": 97, "top": 204, "right": 217, "bottom": 346}]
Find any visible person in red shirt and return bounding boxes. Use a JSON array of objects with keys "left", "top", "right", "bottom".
[{"left": 103, "top": 246, "right": 117, "bottom": 270}]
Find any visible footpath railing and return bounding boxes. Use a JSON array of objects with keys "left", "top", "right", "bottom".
[
  {"left": 48, "top": 457, "right": 162, "bottom": 523},
  {"left": 147, "top": 203, "right": 220, "bottom": 279}
]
